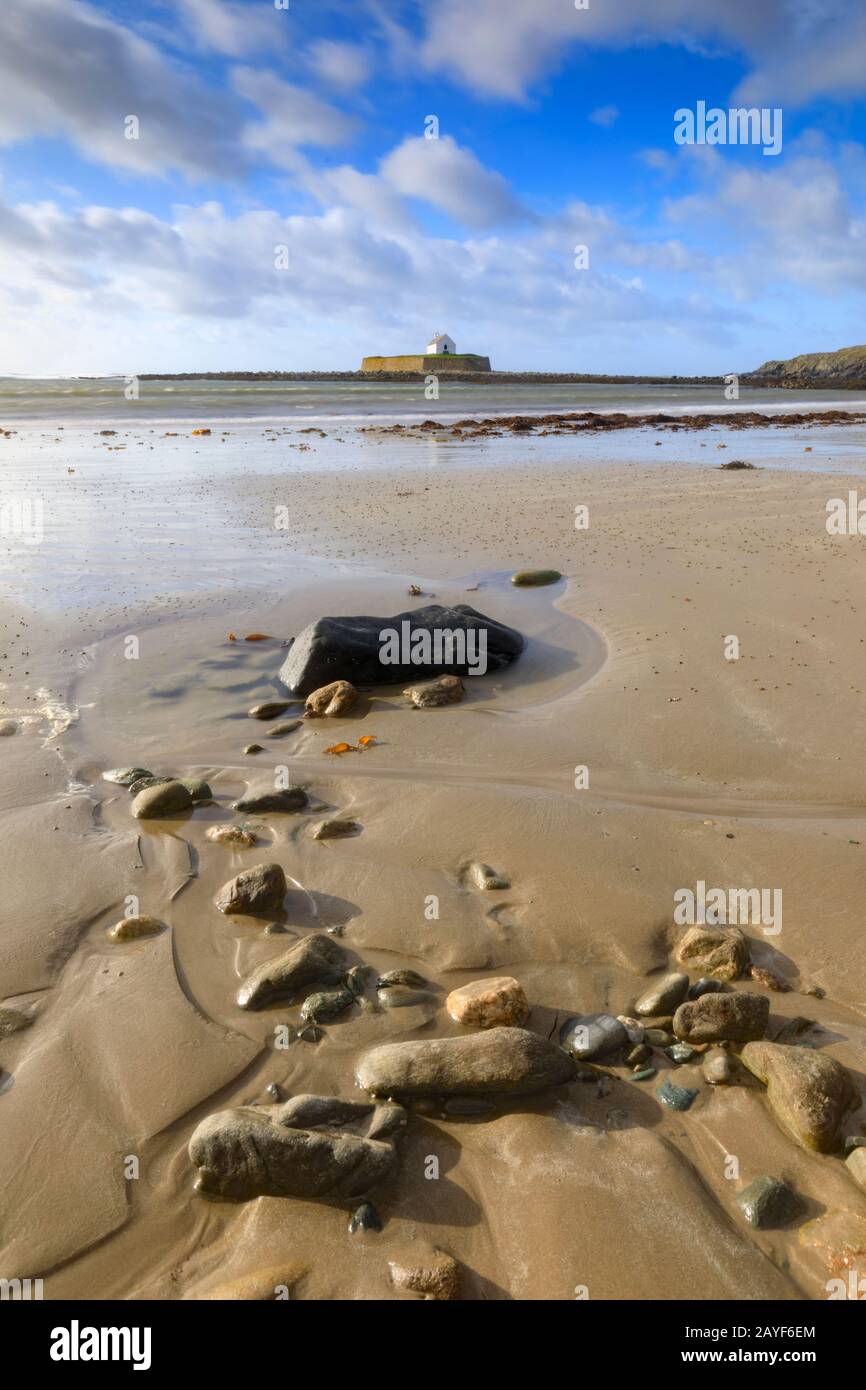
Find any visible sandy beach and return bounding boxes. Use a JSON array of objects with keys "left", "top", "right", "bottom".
[{"left": 1, "top": 400, "right": 865, "bottom": 1301}]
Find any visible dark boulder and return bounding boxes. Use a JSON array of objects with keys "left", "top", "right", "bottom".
[{"left": 278, "top": 604, "right": 524, "bottom": 696}]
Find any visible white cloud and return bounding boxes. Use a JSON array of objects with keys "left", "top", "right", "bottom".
[
  {"left": 307, "top": 39, "right": 371, "bottom": 91},
  {"left": 419, "top": 0, "right": 866, "bottom": 108},
  {"left": 0, "top": 0, "right": 251, "bottom": 180},
  {"left": 663, "top": 147, "right": 866, "bottom": 296},
  {"left": 0, "top": 172, "right": 750, "bottom": 376},
  {"left": 420, "top": 0, "right": 779, "bottom": 101},
  {"left": 233, "top": 68, "right": 357, "bottom": 166},
  {"left": 173, "top": 0, "right": 286, "bottom": 57},
  {"left": 380, "top": 135, "right": 529, "bottom": 229}
]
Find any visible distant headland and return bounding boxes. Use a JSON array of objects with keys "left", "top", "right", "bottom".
[{"left": 135, "top": 344, "right": 866, "bottom": 389}]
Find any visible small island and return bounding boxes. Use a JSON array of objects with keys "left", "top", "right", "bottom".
[{"left": 362, "top": 331, "right": 491, "bottom": 374}]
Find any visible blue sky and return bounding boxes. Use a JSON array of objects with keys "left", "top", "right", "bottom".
[{"left": 2, "top": 0, "right": 866, "bottom": 374}]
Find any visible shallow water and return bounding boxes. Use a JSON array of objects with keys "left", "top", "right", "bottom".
[
  {"left": 3, "top": 415, "right": 866, "bottom": 613},
  {"left": 3, "top": 374, "right": 866, "bottom": 425}
]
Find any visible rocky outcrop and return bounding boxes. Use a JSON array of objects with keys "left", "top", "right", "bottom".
[{"left": 746, "top": 344, "right": 866, "bottom": 388}]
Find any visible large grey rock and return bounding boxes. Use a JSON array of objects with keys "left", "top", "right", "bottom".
[
  {"left": 673, "top": 991, "right": 769, "bottom": 1043},
  {"left": 237, "top": 934, "right": 347, "bottom": 1009},
  {"left": 278, "top": 604, "right": 524, "bottom": 696},
  {"left": 741, "top": 1041, "right": 857, "bottom": 1153},
  {"left": 189, "top": 1094, "right": 405, "bottom": 1201},
  {"left": 356, "top": 1026, "right": 574, "bottom": 1099},
  {"left": 215, "top": 862, "right": 287, "bottom": 916}
]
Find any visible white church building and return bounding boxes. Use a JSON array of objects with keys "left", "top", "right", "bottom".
[{"left": 426, "top": 332, "right": 456, "bottom": 355}]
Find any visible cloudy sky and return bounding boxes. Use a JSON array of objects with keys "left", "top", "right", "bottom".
[{"left": 2, "top": 0, "right": 866, "bottom": 375}]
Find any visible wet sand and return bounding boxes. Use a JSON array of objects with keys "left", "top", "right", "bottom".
[{"left": 1, "top": 432, "right": 865, "bottom": 1300}]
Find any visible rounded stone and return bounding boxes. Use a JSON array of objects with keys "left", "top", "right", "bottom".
[
  {"left": 617, "top": 1016, "right": 646, "bottom": 1044},
  {"left": 132, "top": 780, "right": 193, "bottom": 818},
  {"left": 688, "top": 977, "right": 724, "bottom": 1000},
  {"left": 741, "top": 1040, "right": 857, "bottom": 1153},
  {"left": 304, "top": 680, "right": 358, "bottom": 717},
  {"left": 702, "top": 1049, "right": 735, "bottom": 1085},
  {"left": 446, "top": 976, "right": 529, "bottom": 1029},
  {"left": 560, "top": 1012, "right": 627, "bottom": 1061},
  {"left": 248, "top": 701, "right": 294, "bottom": 720},
  {"left": 673, "top": 991, "right": 769, "bottom": 1044},
  {"left": 128, "top": 775, "right": 174, "bottom": 796},
  {"left": 232, "top": 787, "right": 308, "bottom": 814},
  {"left": 656, "top": 1077, "right": 698, "bottom": 1111},
  {"left": 107, "top": 911, "right": 166, "bottom": 945},
  {"left": 312, "top": 818, "right": 361, "bottom": 840},
  {"left": 635, "top": 972, "right": 689, "bottom": 1017},
  {"left": 104, "top": 766, "right": 152, "bottom": 787},
  {"left": 107, "top": 914, "right": 166, "bottom": 942},
  {"left": 510, "top": 569, "right": 562, "bottom": 587},
  {"left": 179, "top": 778, "right": 213, "bottom": 802},
  {"left": 736, "top": 1176, "right": 804, "bottom": 1229},
  {"left": 215, "top": 862, "right": 287, "bottom": 916},
  {"left": 846, "top": 1147, "right": 866, "bottom": 1193},
  {"left": 206, "top": 824, "right": 258, "bottom": 847},
  {"left": 404, "top": 675, "right": 464, "bottom": 708},
  {"left": 389, "top": 1248, "right": 460, "bottom": 1300},
  {"left": 357, "top": 1027, "right": 574, "bottom": 1099},
  {"left": 299, "top": 987, "right": 354, "bottom": 1025},
  {"left": 675, "top": 926, "right": 750, "bottom": 982}
]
